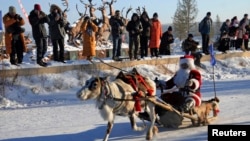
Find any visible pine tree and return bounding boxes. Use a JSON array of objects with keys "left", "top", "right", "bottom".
[{"left": 173, "top": 0, "right": 198, "bottom": 40}]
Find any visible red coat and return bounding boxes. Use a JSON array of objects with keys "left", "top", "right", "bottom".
[
  {"left": 165, "top": 69, "right": 202, "bottom": 107},
  {"left": 149, "top": 19, "right": 162, "bottom": 48},
  {"left": 186, "top": 69, "right": 202, "bottom": 106}
]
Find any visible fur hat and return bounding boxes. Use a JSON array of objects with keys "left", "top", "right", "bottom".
[
  {"left": 34, "top": 4, "right": 41, "bottom": 11},
  {"left": 9, "top": 6, "right": 16, "bottom": 14}
]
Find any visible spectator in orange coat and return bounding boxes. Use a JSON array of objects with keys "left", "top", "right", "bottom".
[
  {"left": 81, "top": 16, "right": 98, "bottom": 61},
  {"left": 3, "top": 6, "right": 27, "bottom": 65},
  {"left": 149, "top": 12, "right": 162, "bottom": 57}
]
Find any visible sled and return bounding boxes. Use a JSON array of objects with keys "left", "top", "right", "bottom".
[{"left": 143, "top": 94, "right": 220, "bottom": 128}]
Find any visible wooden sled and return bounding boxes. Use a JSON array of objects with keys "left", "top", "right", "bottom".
[{"left": 143, "top": 95, "right": 220, "bottom": 128}]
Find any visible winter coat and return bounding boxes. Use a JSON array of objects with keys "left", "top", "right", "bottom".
[
  {"left": 48, "top": 4, "right": 66, "bottom": 40},
  {"left": 199, "top": 17, "right": 212, "bottom": 35},
  {"left": 126, "top": 14, "right": 143, "bottom": 37},
  {"left": 140, "top": 12, "right": 151, "bottom": 37},
  {"left": 238, "top": 18, "right": 249, "bottom": 39},
  {"left": 159, "top": 31, "right": 174, "bottom": 53},
  {"left": 109, "top": 16, "right": 124, "bottom": 37},
  {"left": 182, "top": 38, "right": 199, "bottom": 54},
  {"left": 149, "top": 19, "right": 162, "bottom": 48},
  {"left": 220, "top": 22, "right": 229, "bottom": 34},
  {"left": 28, "top": 10, "right": 49, "bottom": 40},
  {"left": 165, "top": 69, "right": 202, "bottom": 107},
  {"left": 3, "top": 13, "right": 27, "bottom": 54},
  {"left": 81, "top": 21, "right": 98, "bottom": 57}
]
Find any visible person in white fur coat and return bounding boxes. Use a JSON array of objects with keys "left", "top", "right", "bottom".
[{"left": 156, "top": 55, "right": 202, "bottom": 112}]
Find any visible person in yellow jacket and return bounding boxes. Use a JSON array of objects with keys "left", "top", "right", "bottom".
[
  {"left": 3, "top": 6, "right": 26, "bottom": 65},
  {"left": 81, "top": 16, "right": 98, "bottom": 61}
]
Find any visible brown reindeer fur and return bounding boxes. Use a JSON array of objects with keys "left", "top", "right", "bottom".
[{"left": 191, "top": 97, "right": 220, "bottom": 126}]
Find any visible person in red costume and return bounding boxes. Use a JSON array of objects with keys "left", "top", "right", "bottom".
[
  {"left": 138, "top": 55, "right": 202, "bottom": 124},
  {"left": 156, "top": 55, "right": 202, "bottom": 112}
]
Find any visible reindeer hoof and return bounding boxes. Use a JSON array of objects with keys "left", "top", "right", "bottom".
[
  {"left": 153, "top": 125, "right": 159, "bottom": 135},
  {"left": 146, "top": 136, "right": 152, "bottom": 141}
]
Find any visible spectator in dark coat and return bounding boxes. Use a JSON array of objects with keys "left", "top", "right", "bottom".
[
  {"left": 48, "top": 4, "right": 67, "bottom": 63},
  {"left": 218, "top": 31, "right": 230, "bottom": 53},
  {"left": 159, "top": 26, "right": 174, "bottom": 55},
  {"left": 236, "top": 14, "right": 249, "bottom": 50},
  {"left": 29, "top": 4, "right": 50, "bottom": 67},
  {"left": 182, "top": 34, "right": 202, "bottom": 67},
  {"left": 220, "top": 19, "right": 230, "bottom": 37},
  {"left": 243, "top": 28, "right": 249, "bottom": 51},
  {"left": 140, "top": 11, "right": 151, "bottom": 59},
  {"left": 109, "top": 10, "right": 124, "bottom": 61},
  {"left": 199, "top": 12, "right": 213, "bottom": 55},
  {"left": 126, "top": 13, "right": 143, "bottom": 60}
]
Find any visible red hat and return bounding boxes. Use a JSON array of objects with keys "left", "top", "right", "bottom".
[
  {"left": 180, "top": 55, "right": 195, "bottom": 68},
  {"left": 180, "top": 55, "right": 194, "bottom": 60},
  {"left": 34, "top": 4, "right": 41, "bottom": 11}
]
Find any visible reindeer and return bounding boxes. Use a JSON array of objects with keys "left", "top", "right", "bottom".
[
  {"left": 103, "top": 0, "right": 117, "bottom": 16},
  {"left": 96, "top": 2, "right": 112, "bottom": 45},
  {"left": 61, "top": 0, "right": 70, "bottom": 15},
  {"left": 67, "top": 0, "right": 88, "bottom": 47},
  {"left": 121, "top": 6, "right": 132, "bottom": 27},
  {"left": 61, "top": 0, "right": 72, "bottom": 43}
]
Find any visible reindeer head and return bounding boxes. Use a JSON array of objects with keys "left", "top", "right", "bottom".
[
  {"left": 77, "top": 77, "right": 106, "bottom": 100},
  {"left": 212, "top": 97, "right": 220, "bottom": 117}
]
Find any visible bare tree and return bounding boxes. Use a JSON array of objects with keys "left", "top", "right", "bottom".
[
  {"left": 173, "top": 0, "right": 198, "bottom": 40},
  {"left": 213, "top": 14, "right": 221, "bottom": 38}
]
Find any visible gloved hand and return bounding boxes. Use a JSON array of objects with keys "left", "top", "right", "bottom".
[
  {"left": 15, "top": 14, "right": 22, "bottom": 21},
  {"left": 186, "top": 80, "right": 193, "bottom": 86}
]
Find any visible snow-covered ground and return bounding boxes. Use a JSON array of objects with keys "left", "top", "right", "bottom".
[{"left": 1, "top": 37, "right": 250, "bottom": 141}]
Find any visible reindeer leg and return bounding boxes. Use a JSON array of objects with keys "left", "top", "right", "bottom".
[
  {"left": 103, "top": 121, "right": 114, "bottom": 141},
  {"left": 146, "top": 103, "right": 157, "bottom": 140},
  {"left": 189, "top": 109, "right": 196, "bottom": 126},
  {"left": 129, "top": 113, "right": 145, "bottom": 131}
]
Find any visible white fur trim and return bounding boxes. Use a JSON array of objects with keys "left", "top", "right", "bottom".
[
  {"left": 188, "top": 93, "right": 201, "bottom": 106},
  {"left": 180, "top": 58, "right": 194, "bottom": 65},
  {"left": 189, "top": 79, "right": 199, "bottom": 91},
  {"left": 163, "top": 86, "right": 178, "bottom": 93},
  {"left": 185, "top": 97, "right": 196, "bottom": 107},
  {"left": 179, "top": 58, "right": 195, "bottom": 69}
]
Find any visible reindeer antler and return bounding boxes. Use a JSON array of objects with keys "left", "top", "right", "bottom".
[
  {"left": 62, "top": 0, "right": 69, "bottom": 13},
  {"left": 76, "top": 0, "right": 88, "bottom": 17},
  {"left": 121, "top": 7, "right": 125, "bottom": 17},
  {"left": 126, "top": 6, "right": 132, "bottom": 19}
]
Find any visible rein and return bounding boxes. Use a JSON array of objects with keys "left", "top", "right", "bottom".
[{"left": 94, "top": 57, "right": 129, "bottom": 73}]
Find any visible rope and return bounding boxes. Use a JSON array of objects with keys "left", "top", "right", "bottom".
[
  {"left": 212, "top": 66, "right": 217, "bottom": 97},
  {"left": 94, "top": 57, "right": 129, "bottom": 73}
]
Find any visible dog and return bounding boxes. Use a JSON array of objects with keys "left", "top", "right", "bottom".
[
  {"left": 191, "top": 97, "right": 220, "bottom": 126},
  {"left": 76, "top": 75, "right": 157, "bottom": 141}
]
